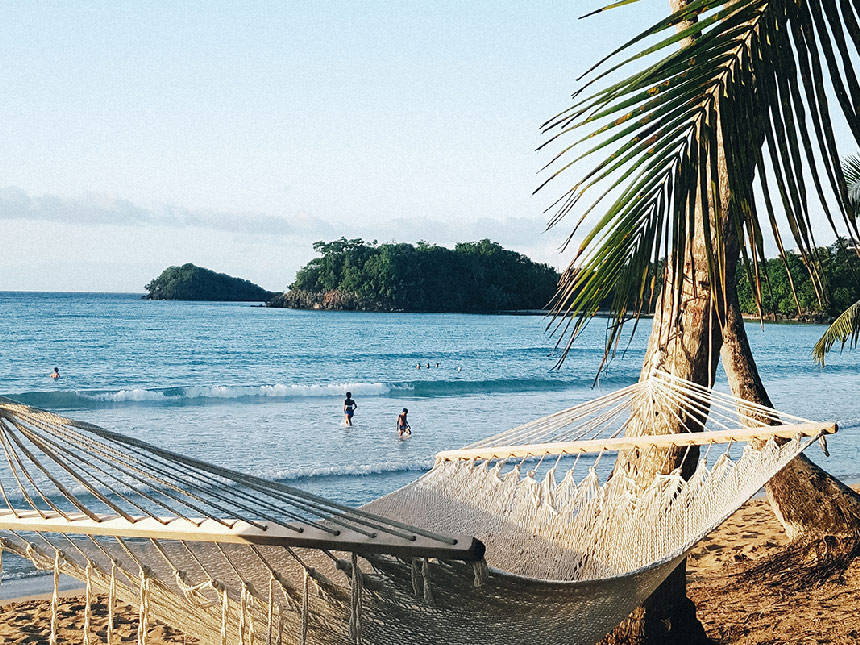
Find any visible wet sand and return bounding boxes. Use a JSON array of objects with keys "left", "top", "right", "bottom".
[{"left": 2, "top": 490, "right": 859, "bottom": 644}]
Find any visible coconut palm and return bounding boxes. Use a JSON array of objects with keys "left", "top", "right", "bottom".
[
  {"left": 539, "top": 1, "right": 860, "bottom": 641},
  {"left": 814, "top": 300, "right": 860, "bottom": 364},
  {"left": 814, "top": 155, "right": 860, "bottom": 366},
  {"left": 541, "top": 0, "right": 860, "bottom": 357}
]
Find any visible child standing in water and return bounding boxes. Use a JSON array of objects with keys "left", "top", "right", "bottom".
[{"left": 343, "top": 392, "right": 357, "bottom": 426}]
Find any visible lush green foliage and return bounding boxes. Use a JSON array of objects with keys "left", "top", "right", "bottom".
[
  {"left": 736, "top": 241, "right": 860, "bottom": 318},
  {"left": 285, "top": 238, "right": 560, "bottom": 312},
  {"left": 145, "top": 264, "right": 273, "bottom": 301}
]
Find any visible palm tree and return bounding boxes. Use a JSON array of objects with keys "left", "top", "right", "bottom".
[
  {"left": 814, "top": 300, "right": 860, "bottom": 363},
  {"left": 539, "top": 1, "right": 860, "bottom": 641},
  {"left": 814, "top": 155, "right": 860, "bottom": 365}
]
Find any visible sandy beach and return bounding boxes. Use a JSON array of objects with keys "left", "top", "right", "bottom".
[
  {"left": 1, "top": 490, "right": 858, "bottom": 644},
  {"left": 0, "top": 593, "right": 189, "bottom": 643},
  {"left": 686, "top": 487, "right": 860, "bottom": 645}
]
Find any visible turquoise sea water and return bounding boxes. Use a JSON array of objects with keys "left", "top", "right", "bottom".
[{"left": 0, "top": 291, "right": 858, "bottom": 595}]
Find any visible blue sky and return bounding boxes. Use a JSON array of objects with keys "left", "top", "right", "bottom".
[{"left": 0, "top": 2, "right": 853, "bottom": 291}]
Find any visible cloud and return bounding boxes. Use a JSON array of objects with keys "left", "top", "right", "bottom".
[
  {"left": 0, "top": 186, "right": 336, "bottom": 238},
  {"left": 0, "top": 186, "right": 570, "bottom": 269}
]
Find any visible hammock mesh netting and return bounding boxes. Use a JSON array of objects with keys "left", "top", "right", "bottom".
[{"left": 0, "top": 371, "right": 835, "bottom": 644}]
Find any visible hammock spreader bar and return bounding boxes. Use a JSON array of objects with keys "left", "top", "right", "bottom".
[
  {"left": 436, "top": 421, "right": 837, "bottom": 462},
  {"left": 0, "top": 509, "right": 485, "bottom": 561}
]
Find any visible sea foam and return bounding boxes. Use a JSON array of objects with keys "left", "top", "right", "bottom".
[
  {"left": 87, "top": 388, "right": 167, "bottom": 402},
  {"left": 265, "top": 459, "right": 433, "bottom": 482},
  {"left": 75, "top": 382, "right": 391, "bottom": 403}
]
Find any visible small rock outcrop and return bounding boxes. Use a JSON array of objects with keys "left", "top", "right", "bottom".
[{"left": 267, "top": 289, "right": 397, "bottom": 311}]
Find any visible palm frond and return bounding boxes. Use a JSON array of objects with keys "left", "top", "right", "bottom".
[
  {"left": 540, "top": 0, "right": 860, "bottom": 369},
  {"left": 813, "top": 300, "right": 860, "bottom": 365},
  {"left": 844, "top": 154, "right": 860, "bottom": 214}
]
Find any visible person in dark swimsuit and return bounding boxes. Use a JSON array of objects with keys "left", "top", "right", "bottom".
[
  {"left": 50, "top": 367, "right": 60, "bottom": 379},
  {"left": 397, "top": 408, "right": 411, "bottom": 437},
  {"left": 344, "top": 392, "right": 357, "bottom": 426}
]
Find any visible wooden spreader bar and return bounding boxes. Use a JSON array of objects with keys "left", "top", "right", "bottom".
[
  {"left": 437, "top": 422, "right": 838, "bottom": 462},
  {"left": 0, "top": 510, "right": 486, "bottom": 562}
]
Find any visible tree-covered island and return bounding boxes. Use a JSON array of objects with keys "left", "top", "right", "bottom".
[
  {"left": 145, "top": 264, "right": 274, "bottom": 301},
  {"left": 268, "top": 238, "right": 560, "bottom": 312}
]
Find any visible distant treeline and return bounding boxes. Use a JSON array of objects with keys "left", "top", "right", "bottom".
[
  {"left": 145, "top": 264, "right": 273, "bottom": 301},
  {"left": 270, "top": 238, "right": 560, "bottom": 312},
  {"left": 736, "top": 240, "right": 860, "bottom": 319}
]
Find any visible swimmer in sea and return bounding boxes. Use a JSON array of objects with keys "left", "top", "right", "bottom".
[
  {"left": 343, "top": 391, "right": 357, "bottom": 426},
  {"left": 396, "top": 408, "right": 411, "bottom": 437},
  {"left": 50, "top": 367, "right": 60, "bottom": 379}
]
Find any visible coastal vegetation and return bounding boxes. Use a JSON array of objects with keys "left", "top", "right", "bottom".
[
  {"left": 269, "top": 238, "right": 560, "bottom": 312},
  {"left": 144, "top": 264, "right": 273, "bottom": 301},
  {"left": 736, "top": 240, "right": 860, "bottom": 322},
  {"left": 540, "top": 0, "right": 860, "bottom": 642}
]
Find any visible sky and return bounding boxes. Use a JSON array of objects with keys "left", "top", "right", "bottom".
[{"left": 0, "top": 2, "right": 854, "bottom": 292}]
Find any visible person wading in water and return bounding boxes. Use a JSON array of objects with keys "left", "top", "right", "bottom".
[
  {"left": 343, "top": 392, "right": 357, "bottom": 426},
  {"left": 396, "top": 408, "right": 411, "bottom": 437}
]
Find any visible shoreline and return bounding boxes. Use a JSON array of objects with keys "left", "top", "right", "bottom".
[
  {"left": 0, "top": 292, "right": 836, "bottom": 325},
  {"left": 0, "top": 586, "right": 83, "bottom": 606},
  {"left": 0, "top": 573, "right": 84, "bottom": 603},
  {"left": 740, "top": 312, "right": 833, "bottom": 325}
]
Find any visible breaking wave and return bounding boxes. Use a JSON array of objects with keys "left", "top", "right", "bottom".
[
  {"left": 265, "top": 459, "right": 434, "bottom": 482},
  {"left": 4, "top": 375, "right": 632, "bottom": 410}
]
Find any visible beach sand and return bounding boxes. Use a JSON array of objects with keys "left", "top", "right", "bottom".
[
  {"left": 0, "top": 594, "right": 190, "bottom": 643},
  {"left": 2, "top": 491, "right": 859, "bottom": 644},
  {"left": 685, "top": 487, "right": 860, "bottom": 645}
]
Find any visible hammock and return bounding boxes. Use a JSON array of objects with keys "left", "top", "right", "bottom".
[{"left": 0, "top": 371, "right": 835, "bottom": 645}]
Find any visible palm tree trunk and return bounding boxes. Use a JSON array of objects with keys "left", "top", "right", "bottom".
[
  {"left": 602, "top": 3, "right": 724, "bottom": 642},
  {"left": 720, "top": 290, "right": 860, "bottom": 537},
  {"left": 602, "top": 234, "right": 719, "bottom": 645}
]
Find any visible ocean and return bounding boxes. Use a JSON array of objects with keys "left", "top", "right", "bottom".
[{"left": 0, "top": 291, "right": 858, "bottom": 597}]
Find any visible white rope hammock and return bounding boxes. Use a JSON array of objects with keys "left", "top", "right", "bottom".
[{"left": 0, "top": 371, "right": 836, "bottom": 645}]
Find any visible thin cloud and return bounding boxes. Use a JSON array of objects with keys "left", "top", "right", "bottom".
[
  {"left": 0, "top": 186, "right": 567, "bottom": 268},
  {"left": 0, "top": 187, "right": 335, "bottom": 237}
]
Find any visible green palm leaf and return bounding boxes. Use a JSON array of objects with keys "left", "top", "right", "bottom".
[
  {"left": 540, "top": 0, "right": 860, "bottom": 368},
  {"left": 813, "top": 300, "right": 860, "bottom": 365}
]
